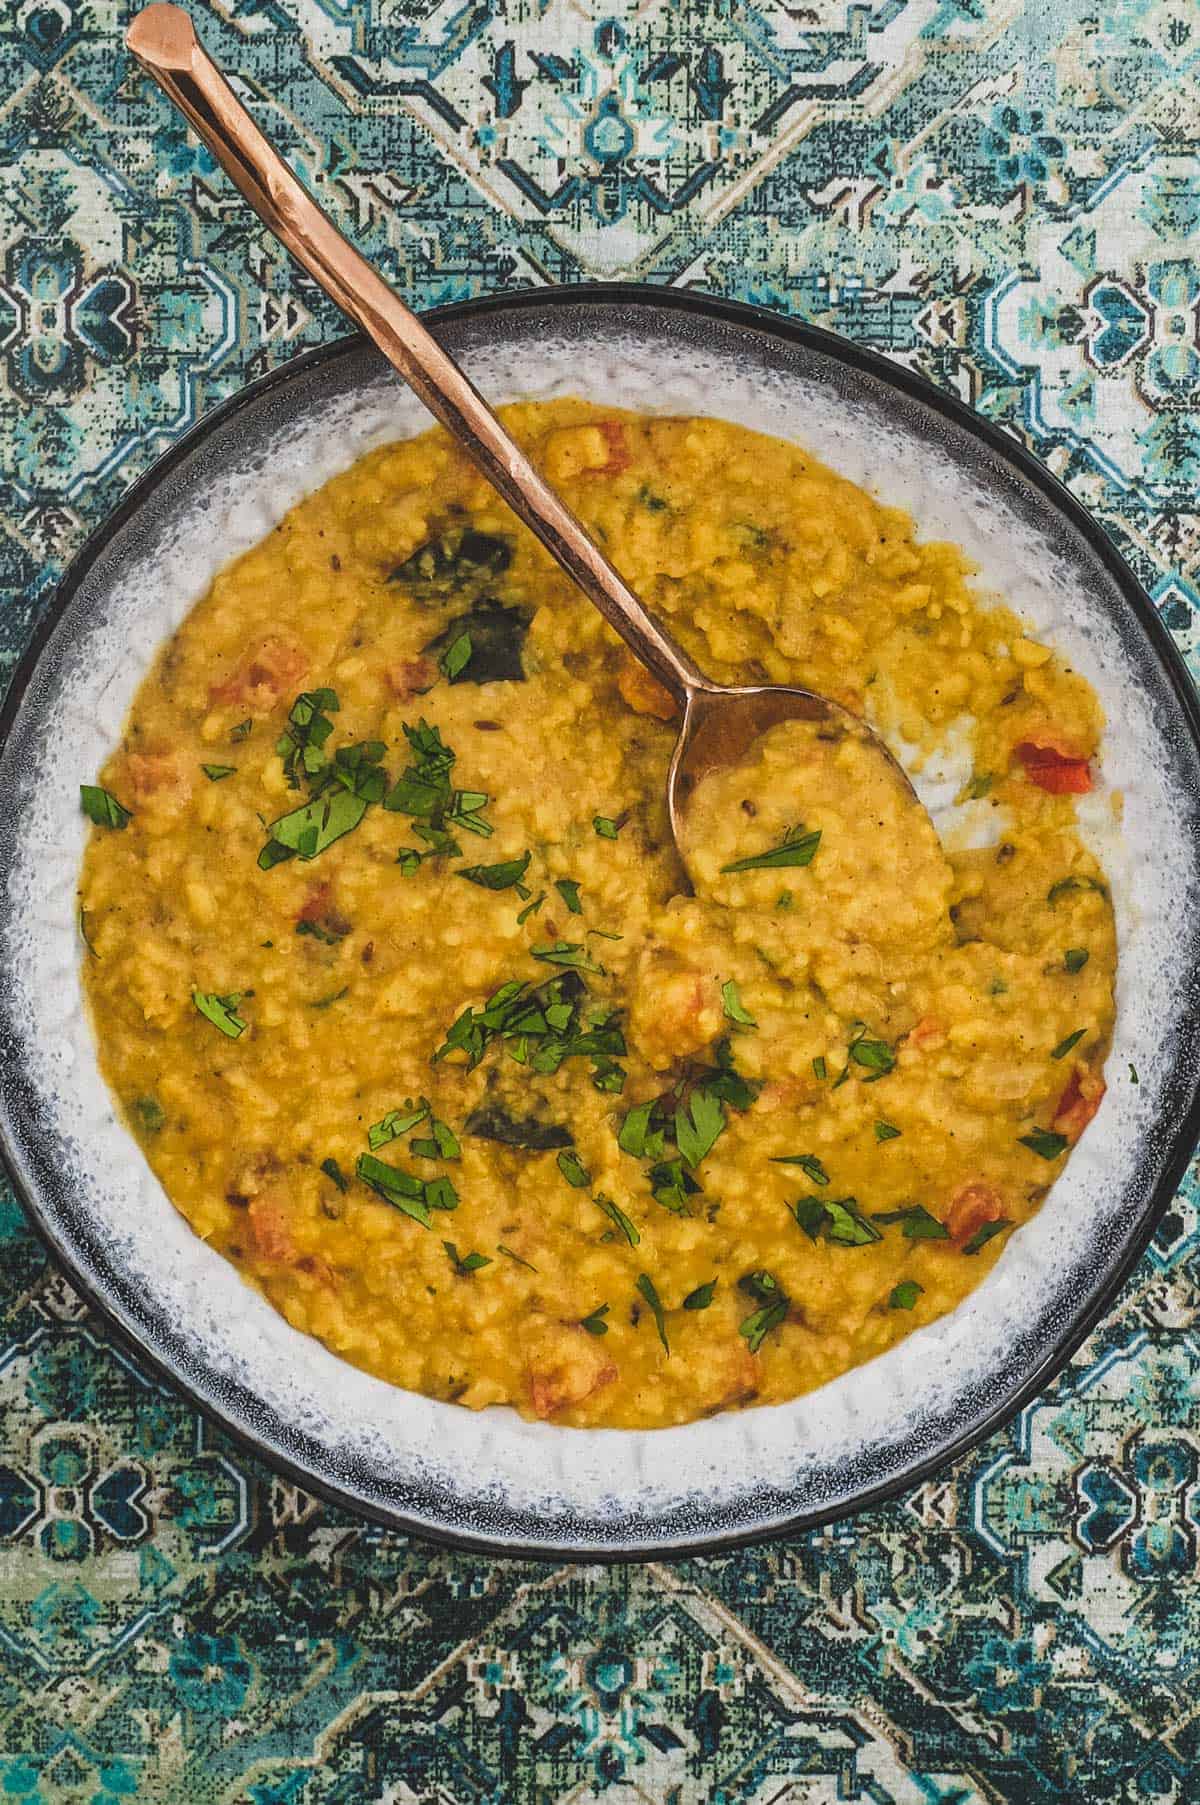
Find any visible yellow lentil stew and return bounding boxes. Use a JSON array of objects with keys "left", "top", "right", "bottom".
[{"left": 78, "top": 401, "right": 1116, "bottom": 1429}]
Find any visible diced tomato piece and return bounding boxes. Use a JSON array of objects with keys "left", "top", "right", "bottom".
[
  {"left": 247, "top": 1193, "right": 295, "bottom": 1263},
  {"left": 945, "top": 1181, "right": 1005, "bottom": 1247},
  {"left": 524, "top": 1320, "right": 618, "bottom": 1419},
  {"left": 1053, "top": 1068, "right": 1106, "bottom": 1143},
  {"left": 1015, "top": 740, "right": 1093, "bottom": 795},
  {"left": 209, "top": 636, "right": 309, "bottom": 710},
  {"left": 593, "top": 421, "right": 630, "bottom": 476},
  {"left": 616, "top": 650, "right": 677, "bottom": 721},
  {"left": 296, "top": 882, "right": 332, "bottom": 924},
  {"left": 906, "top": 1016, "right": 946, "bottom": 1050},
  {"left": 386, "top": 657, "right": 435, "bottom": 701},
  {"left": 126, "top": 751, "right": 189, "bottom": 802}
]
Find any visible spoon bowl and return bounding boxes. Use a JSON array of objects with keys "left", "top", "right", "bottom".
[{"left": 125, "top": 1, "right": 932, "bottom": 877}]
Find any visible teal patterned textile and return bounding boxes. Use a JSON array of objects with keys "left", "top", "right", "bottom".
[{"left": 1, "top": 1, "right": 1198, "bottom": 1798}]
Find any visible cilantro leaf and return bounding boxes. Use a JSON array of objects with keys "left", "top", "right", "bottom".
[
  {"left": 683, "top": 1280, "right": 717, "bottom": 1311},
  {"left": 201, "top": 764, "right": 236, "bottom": 782},
  {"left": 771, "top": 1153, "right": 828, "bottom": 1185},
  {"left": 555, "top": 878, "right": 583, "bottom": 914},
  {"left": 557, "top": 1150, "right": 591, "bottom": 1188},
  {"left": 80, "top": 785, "right": 132, "bottom": 829},
  {"left": 457, "top": 853, "right": 531, "bottom": 892},
  {"left": 593, "top": 815, "right": 622, "bottom": 839},
  {"left": 721, "top": 825, "right": 821, "bottom": 874},
  {"left": 443, "top": 1240, "right": 491, "bottom": 1274},
  {"left": 889, "top": 1280, "right": 923, "bottom": 1310},
  {"left": 439, "top": 632, "right": 473, "bottom": 682},
  {"left": 874, "top": 1121, "right": 902, "bottom": 1142},
  {"left": 276, "top": 688, "right": 338, "bottom": 788},
  {"left": 636, "top": 1273, "right": 670, "bottom": 1355},
  {"left": 320, "top": 1157, "right": 349, "bottom": 1193},
  {"left": 722, "top": 979, "right": 757, "bottom": 1027},
  {"left": 871, "top": 1204, "right": 948, "bottom": 1241},
  {"left": 675, "top": 1089, "right": 726, "bottom": 1168},
  {"left": 963, "top": 1217, "right": 1013, "bottom": 1255},
  {"left": 356, "top": 1153, "right": 435, "bottom": 1227},
  {"left": 737, "top": 1270, "right": 789, "bottom": 1352},
  {"left": 1064, "top": 948, "right": 1089, "bottom": 973},
  {"left": 1019, "top": 1129, "right": 1069, "bottom": 1160},
  {"left": 595, "top": 1193, "right": 639, "bottom": 1246},
  {"left": 192, "top": 989, "right": 247, "bottom": 1039},
  {"left": 368, "top": 1100, "right": 430, "bottom": 1150},
  {"left": 580, "top": 1303, "right": 610, "bottom": 1336},
  {"left": 1052, "top": 1028, "right": 1086, "bottom": 1060}
]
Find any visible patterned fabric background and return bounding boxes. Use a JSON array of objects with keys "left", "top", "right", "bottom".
[{"left": 1, "top": 0, "right": 1198, "bottom": 1798}]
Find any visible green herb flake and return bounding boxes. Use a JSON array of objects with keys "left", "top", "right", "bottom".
[
  {"left": 790, "top": 1197, "right": 827, "bottom": 1240},
  {"left": 201, "top": 763, "right": 236, "bottom": 782},
  {"left": 595, "top": 1193, "right": 639, "bottom": 1247},
  {"left": 592, "top": 815, "right": 622, "bottom": 839},
  {"left": 80, "top": 785, "right": 132, "bottom": 829},
  {"left": 722, "top": 980, "right": 757, "bottom": 1028},
  {"left": 497, "top": 1243, "right": 537, "bottom": 1272},
  {"left": 555, "top": 878, "right": 583, "bottom": 914},
  {"left": 874, "top": 1121, "right": 902, "bottom": 1142},
  {"left": 675, "top": 1088, "right": 726, "bottom": 1168},
  {"left": 320, "top": 1157, "right": 349, "bottom": 1194},
  {"left": 531, "top": 940, "right": 604, "bottom": 974},
  {"left": 889, "top": 1279, "right": 923, "bottom": 1310},
  {"left": 636, "top": 1273, "right": 670, "bottom": 1355},
  {"left": 355, "top": 1152, "right": 434, "bottom": 1228},
  {"left": 721, "top": 823, "right": 821, "bottom": 875},
  {"left": 557, "top": 1149, "right": 591, "bottom": 1188},
  {"left": 1019, "top": 1128, "right": 1069, "bottom": 1161},
  {"left": 1052, "top": 1028, "right": 1086, "bottom": 1061},
  {"left": 812, "top": 1056, "right": 827, "bottom": 1080},
  {"left": 275, "top": 688, "right": 339, "bottom": 788},
  {"left": 411, "top": 1112, "right": 461, "bottom": 1161},
  {"left": 871, "top": 1204, "right": 949, "bottom": 1241},
  {"left": 850, "top": 1036, "right": 895, "bottom": 1079},
  {"left": 133, "top": 1096, "right": 166, "bottom": 1135},
  {"left": 961, "top": 771, "right": 994, "bottom": 802},
  {"left": 231, "top": 718, "right": 253, "bottom": 742},
  {"left": 1129, "top": 1063, "right": 1139, "bottom": 1085},
  {"left": 308, "top": 986, "right": 349, "bottom": 1011},
  {"left": 443, "top": 1240, "right": 491, "bottom": 1275},
  {"left": 439, "top": 632, "right": 473, "bottom": 683},
  {"left": 737, "top": 1270, "right": 789, "bottom": 1352},
  {"left": 772, "top": 1152, "right": 829, "bottom": 1185},
  {"left": 963, "top": 1218, "right": 1013, "bottom": 1256},
  {"left": 617, "top": 1099, "right": 665, "bottom": 1161},
  {"left": 1064, "top": 948, "right": 1089, "bottom": 973},
  {"left": 456, "top": 852, "right": 531, "bottom": 892},
  {"left": 823, "top": 1198, "right": 883, "bottom": 1245},
  {"left": 192, "top": 989, "right": 247, "bottom": 1039},
  {"left": 579, "top": 1303, "right": 610, "bottom": 1336},
  {"left": 516, "top": 891, "right": 546, "bottom": 924},
  {"left": 683, "top": 1280, "right": 717, "bottom": 1311}
]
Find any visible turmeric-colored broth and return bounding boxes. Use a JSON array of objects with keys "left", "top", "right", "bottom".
[{"left": 78, "top": 403, "right": 1116, "bottom": 1427}]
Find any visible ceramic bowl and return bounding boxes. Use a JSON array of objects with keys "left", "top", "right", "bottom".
[{"left": 2, "top": 286, "right": 1198, "bottom": 1559}]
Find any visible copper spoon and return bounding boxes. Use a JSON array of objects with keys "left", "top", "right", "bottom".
[{"left": 125, "top": 4, "right": 919, "bottom": 866}]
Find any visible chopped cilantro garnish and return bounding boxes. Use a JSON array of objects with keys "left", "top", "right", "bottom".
[
  {"left": 1052, "top": 1028, "right": 1086, "bottom": 1060},
  {"left": 595, "top": 1193, "right": 639, "bottom": 1246},
  {"left": 823, "top": 1198, "right": 883, "bottom": 1245},
  {"left": 961, "top": 771, "right": 994, "bottom": 801},
  {"left": 531, "top": 941, "right": 605, "bottom": 974},
  {"left": 963, "top": 1218, "right": 1012, "bottom": 1255},
  {"left": 275, "top": 688, "right": 338, "bottom": 788},
  {"left": 384, "top": 719, "right": 493, "bottom": 840},
  {"left": 308, "top": 986, "right": 349, "bottom": 1010},
  {"left": 722, "top": 980, "right": 757, "bottom": 1028},
  {"left": 320, "top": 1157, "right": 349, "bottom": 1193},
  {"left": 850, "top": 1036, "right": 895, "bottom": 1079},
  {"left": 1064, "top": 948, "right": 1089, "bottom": 973},
  {"left": 649, "top": 1158, "right": 701, "bottom": 1215},
  {"left": 555, "top": 878, "right": 583, "bottom": 914},
  {"left": 78, "top": 907, "right": 99, "bottom": 960},
  {"left": 579, "top": 1303, "right": 610, "bottom": 1336},
  {"left": 439, "top": 632, "right": 473, "bottom": 682},
  {"left": 443, "top": 1240, "right": 490, "bottom": 1274},
  {"left": 771, "top": 1153, "right": 829, "bottom": 1185},
  {"left": 80, "top": 785, "right": 132, "bottom": 829},
  {"left": 593, "top": 815, "right": 621, "bottom": 839},
  {"left": 618, "top": 1100, "right": 667, "bottom": 1160},
  {"left": 192, "top": 989, "right": 247, "bottom": 1039},
  {"left": 721, "top": 824, "right": 821, "bottom": 874},
  {"left": 871, "top": 1204, "right": 948, "bottom": 1241},
  {"left": 201, "top": 763, "right": 236, "bottom": 782},
  {"left": 683, "top": 1280, "right": 717, "bottom": 1311},
  {"left": 1129, "top": 1063, "right": 1139, "bottom": 1085},
  {"left": 433, "top": 967, "right": 626, "bottom": 1093},
  {"left": 464, "top": 1106, "right": 570, "bottom": 1150},
  {"left": 874, "top": 1121, "right": 902, "bottom": 1142},
  {"left": 231, "top": 718, "right": 253, "bottom": 742},
  {"left": 557, "top": 1149, "right": 591, "bottom": 1188},
  {"left": 457, "top": 852, "right": 531, "bottom": 891},
  {"left": 516, "top": 891, "right": 546, "bottom": 924},
  {"left": 411, "top": 1111, "right": 460, "bottom": 1160},
  {"left": 675, "top": 1088, "right": 726, "bottom": 1168},
  {"left": 812, "top": 1055, "right": 827, "bottom": 1080},
  {"left": 260, "top": 738, "right": 388, "bottom": 868},
  {"left": 296, "top": 918, "right": 348, "bottom": 946},
  {"left": 889, "top": 1280, "right": 923, "bottom": 1310},
  {"left": 738, "top": 1270, "right": 789, "bottom": 1352},
  {"left": 636, "top": 1273, "right": 669, "bottom": 1355},
  {"left": 356, "top": 1152, "right": 457, "bottom": 1228},
  {"left": 1019, "top": 1128, "right": 1069, "bottom": 1160}
]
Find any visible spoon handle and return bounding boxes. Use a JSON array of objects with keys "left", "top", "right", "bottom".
[{"left": 124, "top": 3, "right": 709, "bottom": 707}]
